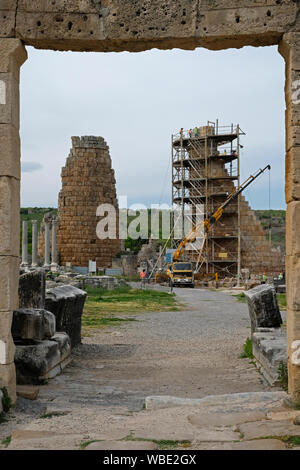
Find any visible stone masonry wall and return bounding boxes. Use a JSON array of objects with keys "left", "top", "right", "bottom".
[
  {"left": 187, "top": 128, "right": 283, "bottom": 275},
  {"left": 2, "top": 1, "right": 300, "bottom": 53},
  {"left": 57, "top": 136, "right": 120, "bottom": 268},
  {"left": 240, "top": 197, "right": 284, "bottom": 275}
]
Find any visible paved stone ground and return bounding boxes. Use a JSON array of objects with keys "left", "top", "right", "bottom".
[{"left": 0, "top": 286, "right": 298, "bottom": 451}]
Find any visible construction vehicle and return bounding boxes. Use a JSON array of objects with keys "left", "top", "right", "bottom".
[
  {"left": 166, "top": 165, "right": 271, "bottom": 287},
  {"left": 166, "top": 261, "right": 194, "bottom": 288}
]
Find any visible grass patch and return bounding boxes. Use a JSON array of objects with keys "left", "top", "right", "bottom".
[
  {"left": 80, "top": 440, "right": 103, "bottom": 450},
  {"left": 154, "top": 440, "right": 192, "bottom": 450},
  {"left": 39, "top": 411, "right": 69, "bottom": 419},
  {"left": 233, "top": 292, "right": 246, "bottom": 303},
  {"left": 277, "top": 293, "right": 286, "bottom": 310},
  {"left": 1, "top": 387, "right": 12, "bottom": 413},
  {"left": 288, "top": 436, "right": 300, "bottom": 447},
  {"left": 82, "top": 286, "right": 180, "bottom": 335},
  {"left": 239, "top": 338, "right": 254, "bottom": 359},
  {"left": 261, "top": 435, "right": 300, "bottom": 448},
  {"left": 121, "top": 434, "right": 191, "bottom": 450},
  {"left": 234, "top": 428, "right": 245, "bottom": 440},
  {"left": 83, "top": 316, "right": 137, "bottom": 329},
  {"left": 1, "top": 435, "right": 11, "bottom": 448}
]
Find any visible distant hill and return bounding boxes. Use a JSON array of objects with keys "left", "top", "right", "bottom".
[
  {"left": 20, "top": 207, "right": 58, "bottom": 229},
  {"left": 254, "top": 209, "right": 286, "bottom": 252},
  {"left": 20, "top": 207, "right": 286, "bottom": 254}
]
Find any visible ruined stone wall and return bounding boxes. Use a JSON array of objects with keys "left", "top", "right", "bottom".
[
  {"left": 240, "top": 196, "right": 284, "bottom": 275},
  {"left": 57, "top": 136, "right": 120, "bottom": 268}
]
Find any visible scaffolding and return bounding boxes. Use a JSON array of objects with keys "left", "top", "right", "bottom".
[{"left": 171, "top": 120, "right": 246, "bottom": 278}]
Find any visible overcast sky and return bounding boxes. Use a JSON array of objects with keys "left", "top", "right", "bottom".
[{"left": 20, "top": 44, "right": 286, "bottom": 210}]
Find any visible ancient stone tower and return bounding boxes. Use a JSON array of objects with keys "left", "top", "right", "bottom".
[
  {"left": 172, "top": 123, "right": 284, "bottom": 277},
  {"left": 57, "top": 136, "right": 121, "bottom": 268}
]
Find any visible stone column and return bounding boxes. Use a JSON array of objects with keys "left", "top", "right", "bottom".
[
  {"left": 21, "top": 220, "right": 29, "bottom": 268},
  {"left": 0, "top": 40, "right": 27, "bottom": 401},
  {"left": 31, "top": 220, "right": 38, "bottom": 267},
  {"left": 279, "top": 33, "right": 300, "bottom": 404},
  {"left": 44, "top": 222, "right": 51, "bottom": 270},
  {"left": 51, "top": 219, "right": 58, "bottom": 271}
]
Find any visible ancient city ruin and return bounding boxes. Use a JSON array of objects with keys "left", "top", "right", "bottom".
[
  {"left": 1, "top": 0, "right": 300, "bottom": 452},
  {"left": 57, "top": 136, "right": 120, "bottom": 269}
]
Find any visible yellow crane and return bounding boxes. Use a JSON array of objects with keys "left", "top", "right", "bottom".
[{"left": 167, "top": 165, "right": 271, "bottom": 287}]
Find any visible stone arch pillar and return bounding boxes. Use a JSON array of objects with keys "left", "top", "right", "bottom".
[
  {"left": 0, "top": 39, "right": 27, "bottom": 401},
  {"left": 280, "top": 33, "right": 300, "bottom": 404},
  {"left": 0, "top": 29, "right": 299, "bottom": 405}
]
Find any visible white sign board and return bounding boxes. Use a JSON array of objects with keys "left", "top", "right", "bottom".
[{"left": 88, "top": 260, "right": 97, "bottom": 273}]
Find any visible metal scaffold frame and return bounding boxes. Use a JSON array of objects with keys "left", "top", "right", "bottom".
[{"left": 171, "top": 120, "right": 246, "bottom": 278}]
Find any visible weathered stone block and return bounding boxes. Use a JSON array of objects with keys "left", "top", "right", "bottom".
[
  {"left": 18, "top": 269, "right": 45, "bottom": 309},
  {"left": 244, "top": 284, "right": 282, "bottom": 334},
  {"left": 252, "top": 329, "right": 287, "bottom": 386},
  {"left": 18, "top": 1, "right": 99, "bottom": 14},
  {"left": 0, "top": 39, "right": 27, "bottom": 81},
  {"left": 15, "top": 339, "right": 60, "bottom": 385},
  {"left": 288, "top": 362, "right": 300, "bottom": 404},
  {"left": 11, "top": 0, "right": 299, "bottom": 52},
  {"left": 0, "top": 255, "right": 19, "bottom": 311},
  {"left": 45, "top": 285, "right": 87, "bottom": 348},
  {"left": 0, "top": 334, "right": 15, "bottom": 365},
  {"left": 286, "top": 124, "right": 300, "bottom": 154},
  {"left": 0, "top": 124, "right": 20, "bottom": 179},
  {"left": 0, "top": 311, "right": 13, "bottom": 337},
  {"left": 52, "top": 332, "right": 71, "bottom": 362},
  {"left": 286, "top": 309, "right": 300, "bottom": 350},
  {"left": 42, "top": 310, "right": 56, "bottom": 338},
  {"left": 121, "top": 254, "right": 138, "bottom": 277},
  {"left": 14, "top": 333, "right": 71, "bottom": 385},
  {"left": 12, "top": 309, "right": 56, "bottom": 341},
  {"left": 285, "top": 148, "right": 300, "bottom": 202},
  {"left": 0, "top": 72, "right": 19, "bottom": 128},
  {"left": 0, "top": 363, "right": 16, "bottom": 403},
  {"left": 286, "top": 256, "right": 300, "bottom": 311},
  {"left": 286, "top": 202, "right": 300, "bottom": 255},
  {"left": 16, "top": 385, "right": 40, "bottom": 401},
  {"left": 0, "top": 11, "right": 15, "bottom": 38},
  {"left": 0, "top": 176, "right": 20, "bottom": 256}
]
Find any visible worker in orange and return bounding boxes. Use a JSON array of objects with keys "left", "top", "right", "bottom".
[{"left": 140, "top": 269, "right": 147, "bottom": 289}]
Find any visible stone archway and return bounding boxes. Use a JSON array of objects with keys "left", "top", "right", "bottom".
[{"left": 0, "top": 1, "right": 300, "bottom": 404}]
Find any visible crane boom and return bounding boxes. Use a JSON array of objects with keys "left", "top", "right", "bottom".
[{"left": 173, "top": 165, "right": 271, "bottom": 262}]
